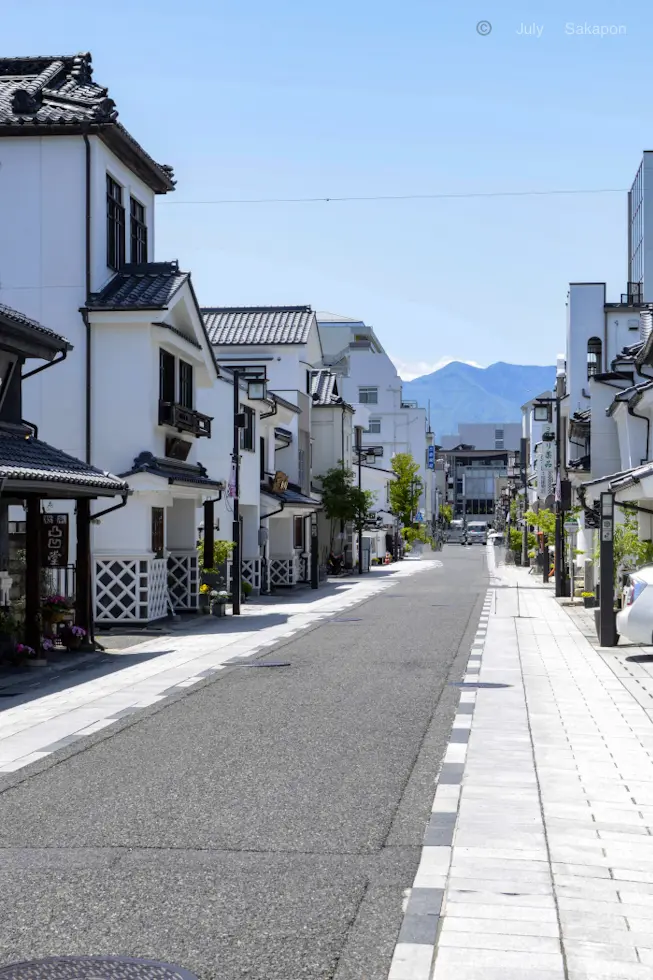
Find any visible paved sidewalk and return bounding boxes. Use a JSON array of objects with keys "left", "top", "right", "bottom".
[
  {"left": 0, "top": 560, "right": 436, "bottom": 776},
  {"left": 389, "top": 547, "right": 653, "bottom": 980}
]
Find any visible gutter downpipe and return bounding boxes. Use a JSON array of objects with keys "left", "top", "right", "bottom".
[
  {"left": 83, "top": 131, "right": 92, "bottom": 464},
  {"left": 627, "top": 399, "right": 650, "bottom": 465},
  {"left": 87, "top": 492, "right": 130, "bottom": 647},
  {"left": 22, "top": 350, "right": 68, "bottom": 381}
]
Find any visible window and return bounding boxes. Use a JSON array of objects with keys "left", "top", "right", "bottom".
[
  {"left": 151, "top": 507, "right": 164, "bottom": 558},
  {"left": 179, "top": 360, "right": 193, "bottom": 409},
  {"left": 260, "top": 436, "right": 266, "bottom": 481},
  {"left": 240, "top": 405, "right": 255, "bottom": 451},
  {"left": 130, "top": 197, "right": 147, "bottom": 264},
  {"left": 106, "top": 174, "right": 125, "bottom": 270},
  {"left": 358, "top": 386, "right": 378, "bottom": 404},
  {"left": 306, "top": 370, "right": 312, "bottom": 394},
  {"left": 495, "top": 440, "right": 504, "bottom": 450},
  {"left": 294, "top": 516, "right": 304, "bottom": 549},
  {"left": 159, "top": 349, "right": 175, "bottom": 403},
  {"left": 587, "top": 337, "right": 602, "bottom": 379},
  {"left": 367, "top": 418, "right": 381, "bottom": 434}
]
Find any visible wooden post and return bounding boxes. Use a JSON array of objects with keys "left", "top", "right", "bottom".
[
  {"left": 76, "top": 497, "right": 92, "bottom": 645},
  {"left": 203, "top": 500, "right": 215, "bottom": 570},
  {"left": 311, "top": 513, "right": 319, "bottom": 589},
  {"left": 598, "top": 492, "right": 617, "bottom": 647},
  {"left": 24, "top": 496, "right": 41, "bottom": 653}
]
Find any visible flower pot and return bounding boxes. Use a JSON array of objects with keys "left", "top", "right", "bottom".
[
  {"left": 44, "top": 611, "right": 68, "bottom": 624},
  {"left": 65, "top": 638, "right": 83, "bottom": 652},
  {"left": 211, "top": 601, "right": 227, "bottom": 618},
  {"left": 583, "top": 597, "right": 595, "bottom": 609}
]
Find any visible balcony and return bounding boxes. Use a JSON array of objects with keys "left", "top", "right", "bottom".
[{"left": 158, "top": 401, "right": 212, "bottom": 438}]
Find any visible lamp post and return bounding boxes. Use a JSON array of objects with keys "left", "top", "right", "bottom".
[
  {"left": 534, "top": 389, "right": 567, "bottom": 597},
  {"left": 355, "top": 425, "right": 363, "bottom": 575},
  {"left": 230, "top": 368, "right": 268, "bottom": 616}
]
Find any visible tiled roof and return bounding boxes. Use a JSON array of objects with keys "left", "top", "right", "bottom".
[
  {"left": 0, "top": 430, "right": 127, "bottom": 493},
  {"left": 0, "top": 302, "right": 71, "bottom": 350},
  {"left": 261, "top": 485, "right": 321, "bottom": 508},
  {"left": 310, "top": 369, "right": 341, "bottom": 406},
  {"left": 0, "top": 53, "right": 174, "bottom": 193},
  {"left": 120, "top": 451, "right": 223, "bottom": 489},
  {"left": 86, "top": 262, "right": 189, "bottom": 311},
  {"left": 202, "top": 306, "right": 315, "bottom": 346},
  {"left": 570, "top": 409, "right": 591, "bottom": 423}
]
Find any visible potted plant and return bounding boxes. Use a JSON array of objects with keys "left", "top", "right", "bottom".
[
  {"left": 59, "top": 624, "right": 86, "bottom": 651},
  {"left": 16, "top": 643, "right": 47, "bottom": 668},
  {"left": 210, "top": 590, "right": 230, "bottom": 617},
  {"left": 42, "top": 594, "right": 72, "bottom": 624},
  {"left": 242, "top": 581, "right": 253, "bottom": 602},
  {"left": 582, "top": 591, "right": 596, "bottom": 609},
  {"left": 199, "top": 583, "right": 211, "bottom": 614}
]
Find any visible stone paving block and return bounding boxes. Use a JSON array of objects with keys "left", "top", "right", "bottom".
[
  {"left": 444, "top": 902, "right": 557, "bottom": 922},
  {"left": 387, "top": 942, "right": 434, "bottom": 980},
  {"left": 436, "top": 929, "right": 561, "bottom": 953},
  {"left": 565, "top": 940, "right": 639, "bottom": 963},
  {"left": 397, "top": 913, "right": 440, "bottom": 945},
  {"left": 432, "top": 946, "right": 564, "bottom": 972},
  {"left": 567, "top": 962, "right": 653, "bottom": 979}
]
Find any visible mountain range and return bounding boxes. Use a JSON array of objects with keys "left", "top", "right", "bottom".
[{"left": 401, "top": 361, "right": 556, "bottom": 439}]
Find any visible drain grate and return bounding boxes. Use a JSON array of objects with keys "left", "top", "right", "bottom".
[
  {"left": 329, "top": 618, "right": 363, "bottom": 623},
  {"left": 232, "top": 661, "right": 290, "bottom": 668},
  {"left": 0, "top": 957, "right": 200, "bottom": 980}
]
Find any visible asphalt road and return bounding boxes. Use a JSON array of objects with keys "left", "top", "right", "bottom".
[{"left": 0, "top": 547, "right": 488, "bottom": 980}]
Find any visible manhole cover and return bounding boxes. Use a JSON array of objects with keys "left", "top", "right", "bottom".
[{"left": 0, "top": 958, "right": 199, "bottom": 980}]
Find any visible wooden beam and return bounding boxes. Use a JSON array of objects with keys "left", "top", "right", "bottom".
[
  {"left": 24, "top": 497, "right": 41, "bottom": 653},
  {"left": 76, "top": 498, "right": 92, "bottom": 645}
]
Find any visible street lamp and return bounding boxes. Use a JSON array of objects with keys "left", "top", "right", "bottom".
[
  {"left": 534, "top": 389, "right": 567, "bottom": 597},
  {"left": 231, "top": 367, "right": 268, "bottom": 615}
]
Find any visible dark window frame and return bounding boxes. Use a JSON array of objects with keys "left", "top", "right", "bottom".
[
  {"left": 130, "top": 195, "right": 148, "bottom": 264},
  {"left": 159, "top": 349, "right": 176, "bottom": 403},
  {"left": 151, "top": 507, "right": 165, "bottom": 558},
  {"left": 179, "top": 359, "right": 193, "bottom": 410},
  {"left": 106, "top": 174, "right": 125, "bottom": 270},
  {"left": 240, "top": 405, "right": 255, "bottom": 451},
  {"left": 260, "top": 436, "right": 266, "bottom": 481},
  {"left": 293, "top": 516, "right": 304, "bottom": 550}
]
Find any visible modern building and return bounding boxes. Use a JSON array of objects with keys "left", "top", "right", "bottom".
[
  {"left": 439, "top": 423, "right": 522, "bottom": 452},
  {"left": 437, "top": 448, "right": 511, "bottom": 518},
  {"left": 316, "top": 313, "right": 436, "bottom": 528},
  {"left": 628, "top": 153, "right": 653, "bottom": 302}
]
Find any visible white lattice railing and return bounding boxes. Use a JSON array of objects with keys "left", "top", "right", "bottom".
[
  {"left": 269, "top": 558, "right": 294, "bottom": 587},
  {"left": 226, "top": 557, "right": 261, "bottom": 593},
  {"left": 168, "top": 551, "right": 199, "bottom": 611},
  {"left": 94, "top": 556, "right": 168, "bottom": 624}
]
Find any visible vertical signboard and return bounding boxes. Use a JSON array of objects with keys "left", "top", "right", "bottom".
[
  {"left": 41, "top": 513, "right": 69, "bottom": 568},
  {"left": 427, "top": 446, "right": 435, "bottom": 470},
  {"left": 536, "top": 430, "right": 556, "bottom": 500}
]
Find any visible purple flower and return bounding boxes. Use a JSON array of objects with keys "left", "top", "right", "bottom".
[
  {"left": 15, "top": 643, "right": 35, "bottom": 657},
  {"left": 70, "top": 626, "right": 86, "bottom": 637}
]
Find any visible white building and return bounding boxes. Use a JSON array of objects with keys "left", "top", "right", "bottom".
[
  {"left": 440, "top": 422, "right": 522, "bottom": 452},
  {"left": 0, "top": 52, "right": 225, "bottom": 624},
  {"left": 316, "top": 313, "right": 435, "bottom": 528},
  {"left": 628, "top": 153, "right": 653, "bottom": 302},
  {"left": 202, "top": 306, "right": 323, "bottom": 589}
]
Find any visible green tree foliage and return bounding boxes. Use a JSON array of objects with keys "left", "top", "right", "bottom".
[
  {"left": 389, "top": 453, "right": 423, "bottom": 528},
  {"left": 319, "top": 465, "right": 375, "bottom": 547},
  {"left": 198, "top": 539, "right": 234, "bottom": 572},
  {"left": 440, "top": 504, "right": 453, "bottom": 525},
  {"left": 593, "top": 513, "right": 653, "bottom": 584},
  {"left": 524, "top": 508, "right": 555, "bottom": 539}
]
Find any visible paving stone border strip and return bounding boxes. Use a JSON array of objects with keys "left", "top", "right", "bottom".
[{"left": 387, "top": 589, "right": 494, "bottom": 980}]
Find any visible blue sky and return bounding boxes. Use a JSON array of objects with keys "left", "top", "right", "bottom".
[{"left": 4, "top": 0, "right": 651, "bottom": 376}]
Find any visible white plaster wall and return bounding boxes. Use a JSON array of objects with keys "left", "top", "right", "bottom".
[
  {"left": 613, "top": 403, "right": 647, "bottom": 470},
  {"left": 166, "top": 498, "right": 196, "bottom": 550},
  {"left": 590, "top": 380, "right": 624, "bottom": 479},
  {"left": 93, "top": 489, "right": 170, "bottom": 555},
  {"left": 566, "top": 284, "right": 605, "bottom": 416},
  {"left": 269, "top": 514, "right": 293, "bottom": 555},
  {"left": 0, "top": 136, "right": 87, "bottom": 457}
]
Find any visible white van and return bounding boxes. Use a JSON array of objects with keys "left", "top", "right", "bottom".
[{"left": 467, "top": 521, "right": 488, "bottom": 545}]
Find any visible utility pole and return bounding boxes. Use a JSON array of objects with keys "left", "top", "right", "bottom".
[
  {"left": 232, "top": 369, "right": 242, "bottom": 615},
  {"left": 554, "top": 377, "right": 566, "bottom": 598},
  {"left": 521, "top": 437, "right": 529, "bottom": 565},
  {"left": 356, "top": 425, "right": 363, "bottom": 575}
]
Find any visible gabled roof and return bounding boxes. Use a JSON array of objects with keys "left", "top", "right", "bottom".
[
  {"left": 609, "top": 379, "right": 653, "bottom": 413},
  {"left": 0, "top": 302, "right": 71, "bottom": 355},
  {"left": 316, "top": 311, "right": 365, "bottom": 324},
  {"left": 86, "top": 262, "right": 188, "bottom": 311},
  {"left": 119, "top": 452, "right": 223, "bottom": 489},
  {"left": 310, "top": 368, "right": 342, "bottom": 406},
  {"left": 0, "top": 53, "right": 175, "bottom": 193},
  {"left": 0, "top": 430, "right": 127, "bottom": 495},
  {"left": 202, "top": 306, "right": 316, "bottom": 346}
]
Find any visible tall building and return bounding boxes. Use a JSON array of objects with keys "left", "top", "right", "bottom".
[
  {"left": 628, "top": 153, "right": 653, "bottom": 302},
  {"left": 439, "top": 422, "right": 522, "bottom": 452}
]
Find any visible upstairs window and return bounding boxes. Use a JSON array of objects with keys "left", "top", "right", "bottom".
[
  {"left": 179, "top": 360, "right": 193, "bottom": 409},
  {"left": 587, "top": 337, "right": 602, "bottom": 379},
  {"left": 130, "top": 197, "right": 147, "bottom": 264},
  {"left": 367, "top": 418, "right": 382, "bottom": 434},
  {"left": 359, "top": 386, "right": 378, "bottom": 404},
  {"left": 159, "top": 349, "right": 175, "bottom": 403},
  {"left": 151, "top": 507, "right": 165, "bottom": 558},
  {"left": 240, "top": 405, "right": 255, "bottom": 451},
  {"left": 106, "top": 175, "right": 125, "bottom": 270}
]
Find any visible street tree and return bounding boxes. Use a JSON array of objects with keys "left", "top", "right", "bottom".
[
  {"left": 389, "top": 452, "right": 423, "bottom": 528},
  {"left": 319, "top": 464, "right": 375, "bottom": 550}
]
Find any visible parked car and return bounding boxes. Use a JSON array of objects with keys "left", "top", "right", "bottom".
[
  {"left": 467, "top": 521, "right": 488, "bottom": 545},
  {"left": 447, "top": 520, "right": 467, "bottom": 545},
  {"left": 616, "top": 566, "right": 653, "bottom": 644}
]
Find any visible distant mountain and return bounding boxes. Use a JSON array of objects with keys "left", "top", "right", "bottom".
[{"left": 401, "top": 361, "right": 556, "bottom": 439}]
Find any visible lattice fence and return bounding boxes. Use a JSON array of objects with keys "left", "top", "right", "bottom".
[{"left": 167, "top": 553, "right": 199, "bottom": 611}]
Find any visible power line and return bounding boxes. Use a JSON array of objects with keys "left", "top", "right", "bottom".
[{"left": 160, "top": 187, "right": 627, "bottom": 206}]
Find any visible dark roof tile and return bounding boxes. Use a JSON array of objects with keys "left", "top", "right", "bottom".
[
  {"left": 203, "top": 306, "right": 315, "bottom": 346},
  {"left": 0, "top": 302, "right": 71, "bottom": 350},
  {"left": 310, "top": 368, "right": 340, "bottom": 405},
  {"left": 120, "top": 451, "right": 223, "bottom": 489},
  {"left": 0, "top": 430, "right": 127, "bottom": 493},
  {"left": 87, "top": 262, "right": 188, "bottom": 311}
]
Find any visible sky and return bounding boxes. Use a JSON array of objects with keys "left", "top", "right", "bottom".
[{"left": 3, "top": 0, "right": 651, "bottom": 378}]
